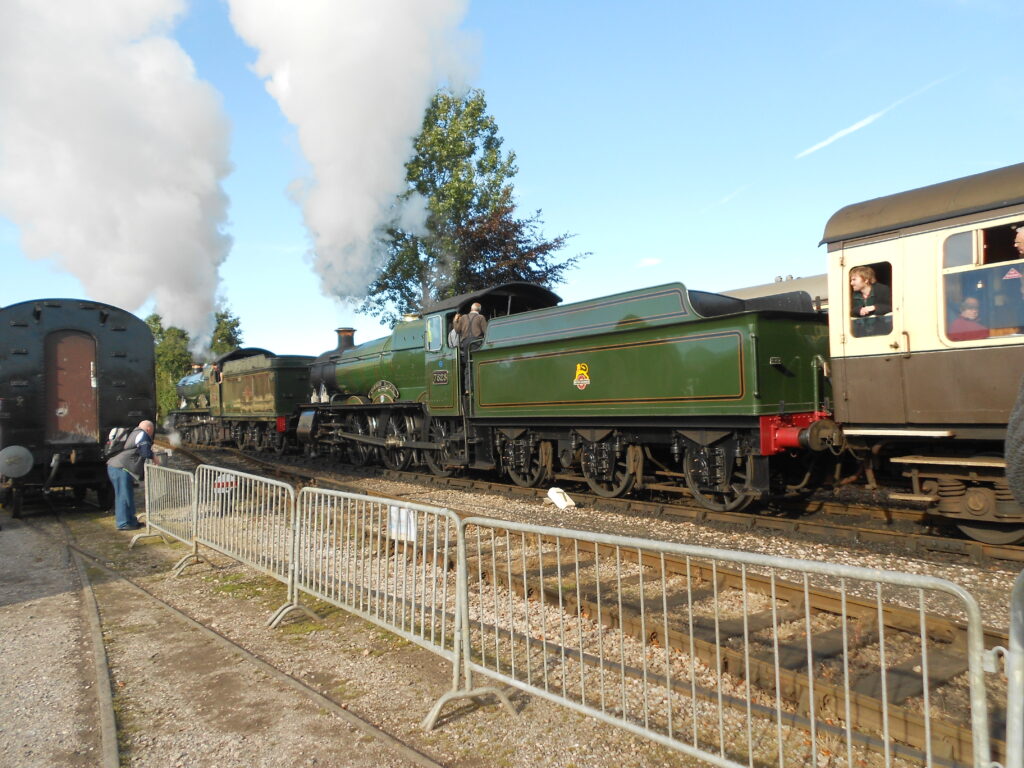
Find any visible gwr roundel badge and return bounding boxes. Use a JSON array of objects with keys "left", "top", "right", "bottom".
[{"left": 573, "top": 363, "right": 591, "bottom": 390}]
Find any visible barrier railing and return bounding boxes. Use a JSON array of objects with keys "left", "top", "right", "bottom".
[
  {"left": 443, "top": 516, "right": 996, "bottom": 768},
  {"left": 132, "top": 464, "right": 195, "bottom": 550},
  {"left": 190, "top": 464, "right": 295, "bottom": 589},
  {"left": 1008, "top": 569, "right": 1024, "bottom": 768},
  {"left": 139, "top": 465, "right": 1017, "bottom": 766},
  {"left": 280, "top": 487, "right": 462, "bottom": 655}
]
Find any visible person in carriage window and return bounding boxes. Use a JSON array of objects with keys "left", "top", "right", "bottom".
[{"left": 850, "top": 265, "right": 892, "bottom": 337}]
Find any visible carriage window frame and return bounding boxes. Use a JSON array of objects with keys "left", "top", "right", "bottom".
[
  {"left": 941, "top": 223, "right": 1024, "bottom": 344},
  {"left": 848, "top": 261, "right": 894, "bottom": 339}
]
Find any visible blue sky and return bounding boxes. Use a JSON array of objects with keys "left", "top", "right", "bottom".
[{"left": 2, "top": 0, "right": 1022, "bottom": 356}]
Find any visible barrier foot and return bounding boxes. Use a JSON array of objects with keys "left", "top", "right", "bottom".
[
  {"left": 128, "top": 531, "right": 170, "bottom": 550},
  {"left": 267, "top": 601, "right": 321, "bottom": 629},
  {"left": 421, "top": 685, "right": 517, "bottom": 731},
  {"left": 171, "top": 551, "right": 207, "bottom": 578}
]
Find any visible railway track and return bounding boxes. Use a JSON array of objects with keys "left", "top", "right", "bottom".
[
  {"left": 16, "top": 510, "right": 446, "bottom": 768},
  {"left": 166, "top": 441, "right": 1014, "bottom": 765},
  {"left": 455, "top": 527, "right": 1008, "bottom": 766},
  {"left": 166, "top": 441, "right": 1024, "bottom": 566}
]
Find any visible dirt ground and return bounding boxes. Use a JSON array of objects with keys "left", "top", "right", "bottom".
[{"left": 0, "top": 492, "right": 701, "bottom": 768}]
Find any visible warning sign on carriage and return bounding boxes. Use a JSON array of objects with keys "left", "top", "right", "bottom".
[{"left": 213, "top": 473, "right": 238, "bottom": 494}]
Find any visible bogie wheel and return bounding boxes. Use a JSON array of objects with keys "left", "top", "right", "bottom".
[
  {"left": 507, "top": 440, "right": 553, "bottom": 488},
  {"left": 424, "top": 418, "right": 460, "bottom": 477},
  {"left": 955, "top": 522, "right": 1024, "bottom": 545},
  {"left": 683, "top": 445, "right": 753, "bottom": 512},
  {"left": 272, "top": 431, "right": 287, "bottom": 456},
  {"left": 581, "top": 442, "right": 639, "bottom": 498}
]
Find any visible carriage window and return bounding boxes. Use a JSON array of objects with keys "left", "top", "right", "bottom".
[
  {"left": 848, "top": 261, "right": 893, "bottom": 338},
  {"left": 943, "top": 231, "right": 973, "bottom": 268},
  {"left": 425, "top": 316, "right": 442, "bottom": 352},
  {"left": 942, "top": 223, "right": 1024, "bottom": 342}
]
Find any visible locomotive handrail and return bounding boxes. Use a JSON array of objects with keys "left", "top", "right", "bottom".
[{"left": 749, "top": 332, "right": 760, "bottom": 399}]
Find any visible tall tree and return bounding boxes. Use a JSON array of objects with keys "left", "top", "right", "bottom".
[
  {"left": 361, "top": 88, "right": 581, "bottom": 325},
  {"left": 146, "top": 313, "right": 192, "bottom": 424},
  {"left": 211, "top": 309, "right": 243, "bottom": 355},
  {"left": 145, "top": 308, "right": 244, "bottom": 423}
]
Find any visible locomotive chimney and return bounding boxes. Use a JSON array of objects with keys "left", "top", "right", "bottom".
[{"left": 335, "top": 327, "right": 355, "bottom": 352}]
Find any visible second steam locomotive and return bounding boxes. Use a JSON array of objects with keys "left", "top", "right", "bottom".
[{"left": 171, "top": 162, "right": 1024, "bottom": 544}]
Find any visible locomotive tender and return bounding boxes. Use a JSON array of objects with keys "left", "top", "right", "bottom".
[
  {"left": 175, "top": 162, "right": 1024, "bottom": 544},
  {"left": 172, "top": 348, "right": 314, "bottom": 451},
  {"left": 0, "top": 299, "right": 156, "bottom": 516}
]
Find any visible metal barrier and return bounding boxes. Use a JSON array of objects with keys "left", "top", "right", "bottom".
[
  {"left": 133, "top": 464, "right": 195, "bottom": 549},
  {"left": 1008, "top": 569, "right": 1024, "bottom": 768},
  {"left": 135, "top": 462, "right": 1018, "bottom": 766},
  {"left": 282, "top": 487, "right": 463, "bottom": 654},
  {"left": 440, "top": 517, "right": 996, "bottom": 768},
  {"left": 188, "top": 465, "right": 296, "bottom": 590}
]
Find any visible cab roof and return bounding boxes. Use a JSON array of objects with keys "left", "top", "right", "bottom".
[{"left": 424, "top": 282, "right": 562, "bottom": 315}]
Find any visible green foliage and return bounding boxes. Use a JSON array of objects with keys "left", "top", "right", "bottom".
[
  {"left": 361, "top": 88, "right": 583, "bottom": 325},
  {"left": 211, "top": 309, "right": 243, "bottom": 355},
  {"left": 146, "top": 307, "right": 244, "bottom": 423}
]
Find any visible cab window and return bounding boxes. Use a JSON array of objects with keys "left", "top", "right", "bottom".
[
  {"left": 848, "top": 261, "right": 893, "bottom": 338},
  {"left": 425, "top": 316, "right": 442, "bottom": 352},
  {"left": 941, "top": 222, "right": 1024, "bottom": 342}
]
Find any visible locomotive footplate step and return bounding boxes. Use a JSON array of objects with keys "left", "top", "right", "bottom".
[{"left": 850, "top": 650, "right": 967, "bottom": 703}]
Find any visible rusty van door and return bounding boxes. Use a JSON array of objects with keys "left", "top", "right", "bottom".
[{"left": 44, "top": 330, "right": 99, "bottom": 443}]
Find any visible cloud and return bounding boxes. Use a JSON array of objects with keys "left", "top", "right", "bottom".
[
  {"left": 795, "top": 76, "right": 952, "bottom": 159},
  {"left": 636, "top": 258, "right": 662, "bottom": 268},
  {"left": 0, "top": 0, "right": 233, "bottom": 343},
  {"left": 226, "top": 0, "right": 472, "bottom": 301}
]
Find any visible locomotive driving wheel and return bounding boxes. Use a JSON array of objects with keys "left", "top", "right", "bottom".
[
  {"left": 345, "top": 413, "right": 377, "bottom": 467},
  {"left": 683, "top": 445, "right": 753, "bottom": 512},
  {"left": 424, "top": 418, "right": 459, "bottom": 477},
  {"left": 581, "top": 442, "right": 639, "bottom": 498},
  {"left": 381, "top": 413, "right": 415, "bottom": 471},
  {"left": 506, "top": 439, "right": 553, "bottom": 488}
]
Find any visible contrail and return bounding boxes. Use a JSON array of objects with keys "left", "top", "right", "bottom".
[{"left": 795, "top": 76, "right": 952, "bottom": 159}]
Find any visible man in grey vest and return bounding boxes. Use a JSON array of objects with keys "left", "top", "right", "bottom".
[{"left": 106, "top": 420, "right": 155, "bottom": 530}]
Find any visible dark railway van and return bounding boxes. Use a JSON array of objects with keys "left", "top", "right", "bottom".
[{"left": 0, "top": 299, "right": 155, "bottom": 516}]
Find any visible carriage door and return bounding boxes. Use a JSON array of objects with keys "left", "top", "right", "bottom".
[
  {"left": 837, "top": 258, "right": 908, "bottom": 424},
  {"left": 45, "top": 330, "right": 99, "bottom": 443},
  {"left": 424, "top": 314, "right": 461, "bottom": 416}
]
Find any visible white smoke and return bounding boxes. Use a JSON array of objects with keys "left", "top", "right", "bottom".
[
  {"left": 226, "top": 0, "right": 472, "bottom": 299},
  {"left": 0, "top": 0, "right": 232, "bottom": 342}
]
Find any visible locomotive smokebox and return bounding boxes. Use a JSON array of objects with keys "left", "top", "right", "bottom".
[{"left": 309, "top": 328, "right": 357, "bottom": 401}]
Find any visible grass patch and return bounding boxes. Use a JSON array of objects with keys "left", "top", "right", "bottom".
[{"left": 203, "top": 571, "right": 287, "bottom": 603}]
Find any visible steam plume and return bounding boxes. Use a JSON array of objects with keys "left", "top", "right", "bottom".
[
  {"left": 226, "top": 0, "right": 471, "bottom": 299},
  {"left": 0, "top": 0, "right": 232, "bottom": 341}
]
